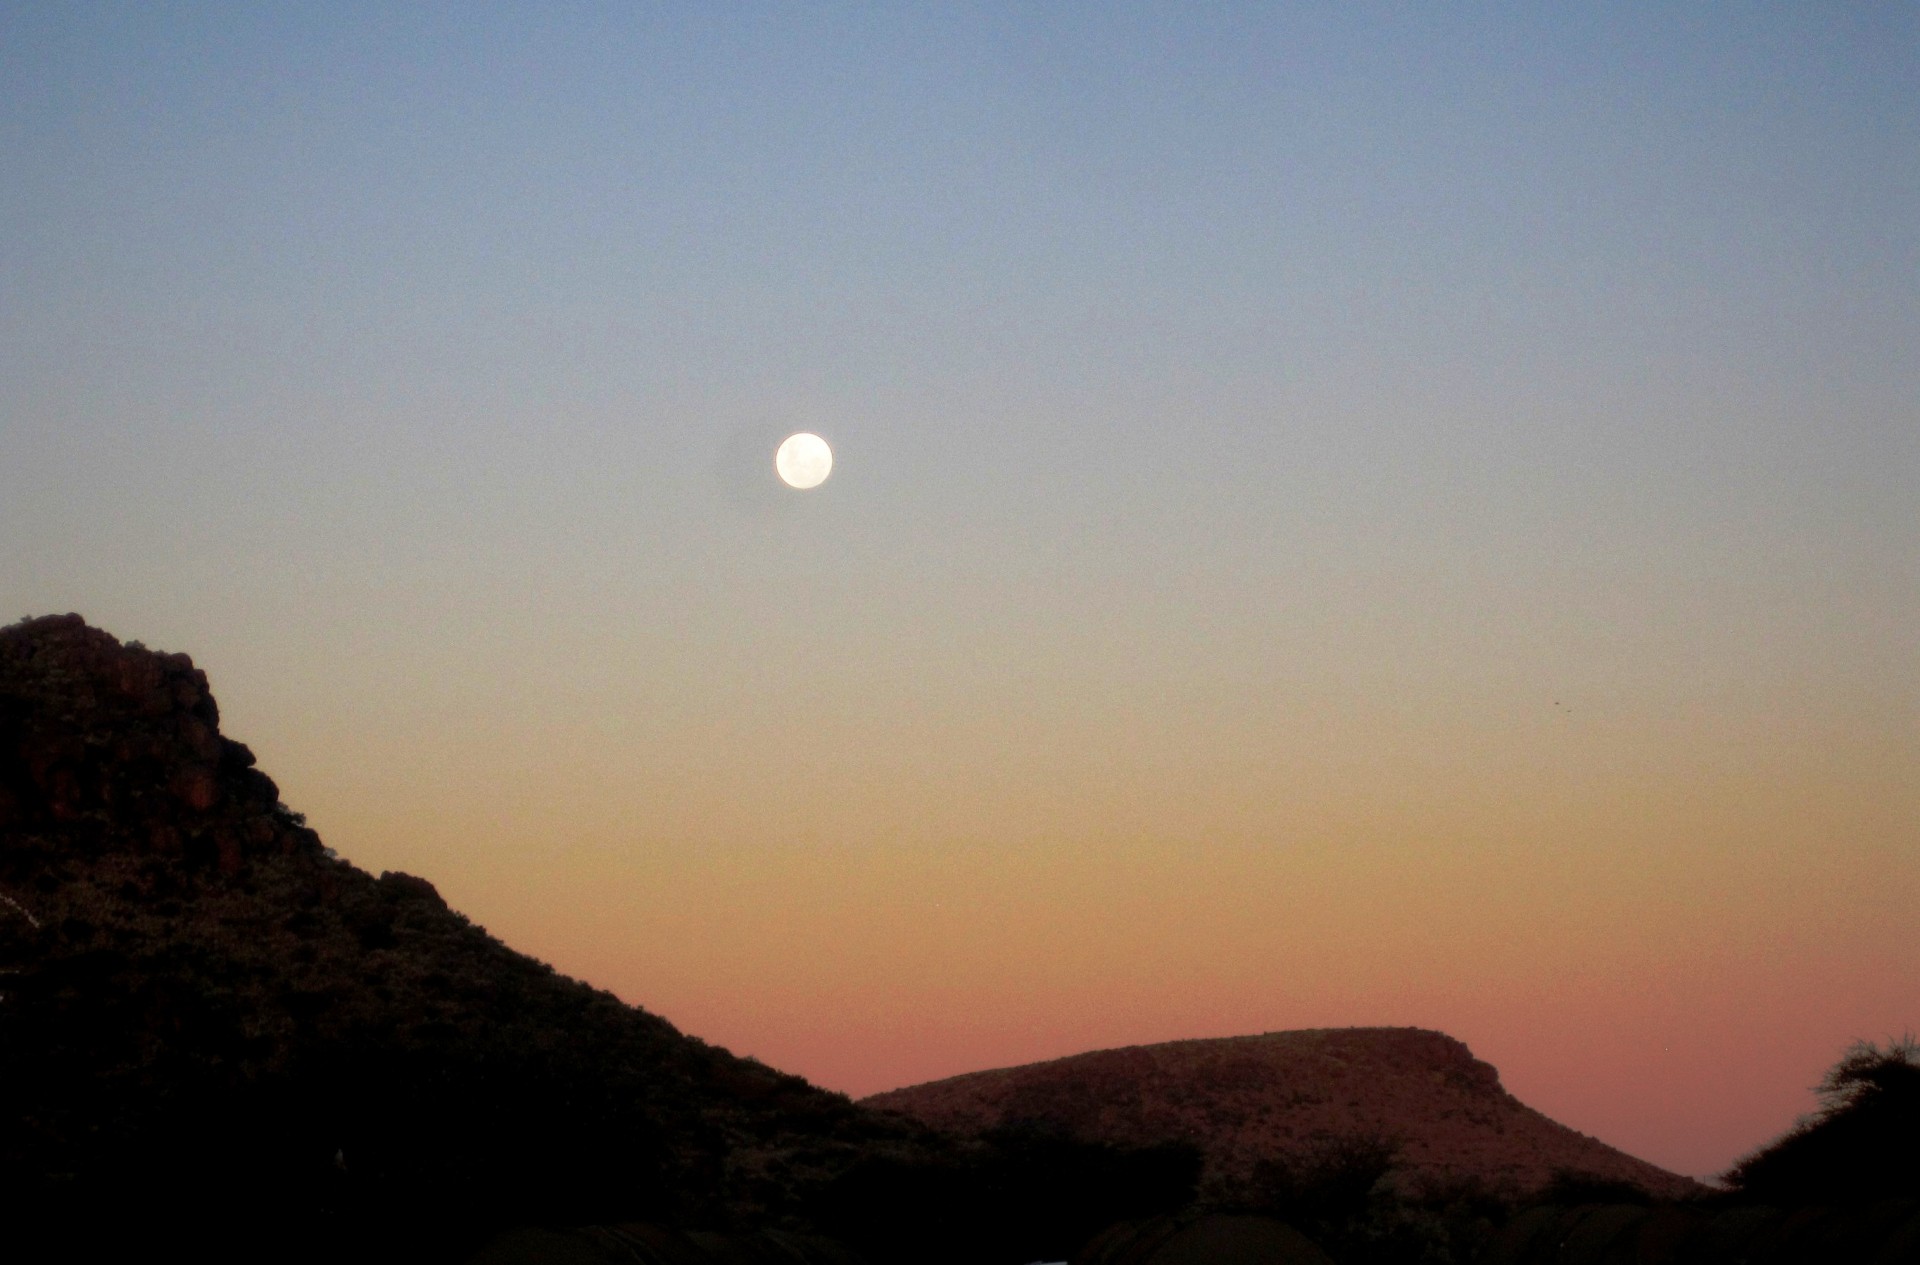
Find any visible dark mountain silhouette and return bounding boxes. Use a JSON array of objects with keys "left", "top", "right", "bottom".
[
  {"left": 0, "top": 615, "right": 926, "bottom": 1259},
  {"left": 2, "top": 615, "right": 1209, "bottom": 1264},
  {"left": 863, "top": 1028, "right": 1704, "bottom": 1206}
]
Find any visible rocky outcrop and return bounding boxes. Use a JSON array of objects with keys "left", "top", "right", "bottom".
[
  {"left": 864, "top": 1027, "right": 1703, "bottom": 1204},
  {"left": 0, "top": 613, "right": 321, "bottom": 872}
]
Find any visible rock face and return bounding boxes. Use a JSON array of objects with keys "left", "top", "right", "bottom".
[
  {"left": 0, "top": 613, "right": 311, "bottom": 867},
  {"left": 864, "top": 1028, "right": 1704, "bottom": 1204},
  {"left": 0, "top": 615, "right": 925, "bottom": 1261}
]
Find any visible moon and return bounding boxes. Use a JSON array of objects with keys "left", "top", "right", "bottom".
[{"left": 775, "top": 432, "right": 833, "bottom": 489}]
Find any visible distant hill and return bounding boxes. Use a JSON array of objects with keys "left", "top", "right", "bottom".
[
  {"left": 864, "top": 1027, "right": 1704, "bottom": 1204},
  {"left": 0, "top": 615, "right": 938, "bottom": 1260}
]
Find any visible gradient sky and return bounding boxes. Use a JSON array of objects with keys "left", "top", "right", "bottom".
[{"left": 4, "top": 3, "right": 1916, "bottom": 1181}]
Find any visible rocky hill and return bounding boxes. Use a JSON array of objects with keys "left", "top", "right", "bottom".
[
  {"left": 0, "top": 615, "right": 942, "bottom": 1261},
  {"left": 864, "top": 1028, "right": 1704, "bottom": 1204}
]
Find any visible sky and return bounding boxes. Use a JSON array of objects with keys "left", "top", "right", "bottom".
[{"left": 3, "top": 3, "right": 1916, "bottom": 1181}]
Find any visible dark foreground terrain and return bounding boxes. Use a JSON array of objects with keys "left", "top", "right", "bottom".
[{"left": 3, "top": 615, "right": 1914, "bottom": 1263}]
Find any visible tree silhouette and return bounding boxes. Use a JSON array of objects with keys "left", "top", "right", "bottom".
[{"left": 1723, "top": 1035, "right": 1920, "bottom": 1203}]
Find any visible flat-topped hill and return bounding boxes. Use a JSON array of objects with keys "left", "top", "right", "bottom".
[{"left": 865, "top": 1027, "right": 1704, "bottom": 1203}]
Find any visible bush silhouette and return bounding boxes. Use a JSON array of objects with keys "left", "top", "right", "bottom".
[{"left": 1723, "top": 1035, "right": 1920, "bottom": 1203}]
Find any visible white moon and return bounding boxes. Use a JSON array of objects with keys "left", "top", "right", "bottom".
[{"left": 775, "top": 432, "right": 833, "bottom": 489}]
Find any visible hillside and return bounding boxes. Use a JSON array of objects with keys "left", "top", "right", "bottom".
[
  {"left": 0, "top": 615, "right": 942, "bottom": 1260},
  {"left": 864, "top": 1027, "right": 1704, "bottom": 1204},
  {"left": 0, "top": 613, "right": 1718, "bottom": 1262}
]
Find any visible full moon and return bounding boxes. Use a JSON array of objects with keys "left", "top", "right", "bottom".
[{"left": 775, "top": 432, "right": 833, "bottom": 489}]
